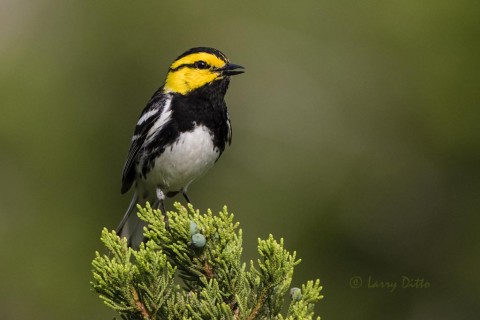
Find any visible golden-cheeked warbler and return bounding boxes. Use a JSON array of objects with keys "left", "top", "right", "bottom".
[{"left": 117, "top": 47, "right": 244, "bottom": 247}]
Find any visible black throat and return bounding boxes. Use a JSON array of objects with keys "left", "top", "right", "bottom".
[{"left": 170, "top": 78, "right": 231, "bottom": 151}]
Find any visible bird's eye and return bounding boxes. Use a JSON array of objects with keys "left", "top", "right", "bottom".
[{"left": 194, "top": 61, "right": 209, "bottom": 69}]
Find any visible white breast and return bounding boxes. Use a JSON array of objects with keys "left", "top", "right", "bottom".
[{"left": 147, "top": 125, "right": 220, "bottom": 192}]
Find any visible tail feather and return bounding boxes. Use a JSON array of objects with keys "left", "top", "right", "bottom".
[{"left": 116, "top": 191, "right": 147, "bottom": 249}]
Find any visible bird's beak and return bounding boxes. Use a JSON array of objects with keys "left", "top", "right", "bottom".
[{"left": 217, "top": 63, "right": 245, "bottom": 76}]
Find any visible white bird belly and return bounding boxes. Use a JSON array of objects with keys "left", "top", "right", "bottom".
[{"left": 146, "top": 125, "right": 220, "bottom": 193}]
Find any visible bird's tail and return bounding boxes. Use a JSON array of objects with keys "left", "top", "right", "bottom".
[{"left": 116, "top": 191, "right": 147, "bottom": 249}]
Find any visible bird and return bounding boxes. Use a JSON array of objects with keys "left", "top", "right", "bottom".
[{"left": 116, "top": 47, "right": 244, "bottom": 247}]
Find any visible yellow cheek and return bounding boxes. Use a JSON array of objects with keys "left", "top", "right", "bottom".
[{"left": 164, "top": 70, "right": 219, "bottom": 95}]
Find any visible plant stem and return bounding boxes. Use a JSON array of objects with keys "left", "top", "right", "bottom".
[{"left": 132, "top": 287, "right": 150, "bottom": 319}]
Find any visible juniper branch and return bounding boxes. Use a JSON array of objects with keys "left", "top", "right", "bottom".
[{"left": 91, "top": 203, "right": 324, "bottom": 319}]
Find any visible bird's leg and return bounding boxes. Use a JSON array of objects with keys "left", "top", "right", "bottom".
[
  {"left": 156, "top": 188, "right": 169, "bottom": 230},
  {"left": 181, "top": 189, "right": 191, "bottom": 204}
]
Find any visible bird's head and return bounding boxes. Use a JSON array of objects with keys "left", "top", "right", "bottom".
[{"left": 164, "top": 47, "right": 244, "bottom": 95}]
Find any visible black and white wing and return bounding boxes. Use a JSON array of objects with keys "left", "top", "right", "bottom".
[{"left": 121, "top": 89, "right": 172, "bottom": 193}]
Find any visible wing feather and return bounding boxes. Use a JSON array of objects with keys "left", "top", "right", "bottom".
[{"left": 121, "top": 89, "right": 172, "bottom": 193}]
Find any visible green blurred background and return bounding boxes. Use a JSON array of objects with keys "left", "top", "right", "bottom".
[{"left": 1, "top": 0, "right": 479, "bottom": 319}]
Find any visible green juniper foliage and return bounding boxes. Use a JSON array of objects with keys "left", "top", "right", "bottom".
[{"left": 91, "top": 203, "right": 323, "bottom": 319}]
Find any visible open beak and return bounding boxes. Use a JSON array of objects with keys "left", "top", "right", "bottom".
[{"left": 217, "top": 63, "right": 245, "bottom": 76}]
